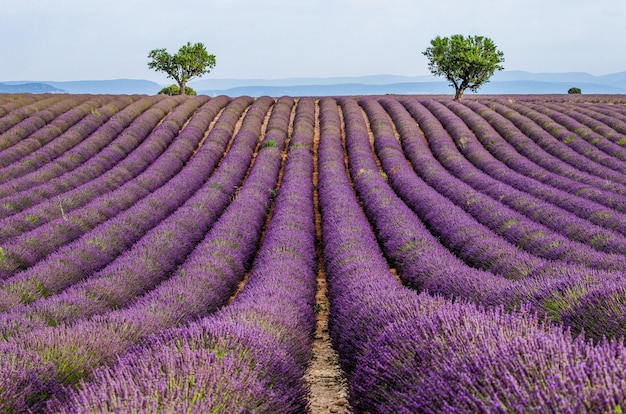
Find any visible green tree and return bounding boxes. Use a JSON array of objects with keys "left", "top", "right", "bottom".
[
  {"left": 423, "top": 34, "right": 504, "bottom": 101},
  {"left": 568, "top": 87, "right": 582, "bottom": 94},
  {"left": 158, "top": 84, "right": 197, "bottom": 96},
  {"left": 148, "top": 42, "right": 216, "bottom": 95}
]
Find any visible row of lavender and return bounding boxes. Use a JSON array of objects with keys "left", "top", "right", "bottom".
[
  {"left": 0, "top": 96, "right": 213, "bottom": 283},
  {"left": 324, "top": 96, "right": 626, "bottom": 412},
  {"left": 52, "top": 97, "right": 318, "bottom": 412},
  {"left": 0, "top": 95, "right": 252, "bottom": 337},
  {"left": 377, "top": 96, "right": 626, "bottom": 341},
  {"left": 0, "top": 94, "right": 98, "bottom": 151},
  {"left": 0, "top": 94, "right": 302, "bottom": 411},
  {"left": 3, "top": 92, "right": 626, "bottom": 411}
]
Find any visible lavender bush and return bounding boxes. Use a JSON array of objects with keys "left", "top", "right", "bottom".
[
  {"left": 0, "top": 96, "right": 291, "bottom": 410},
  {"left": 318, "top": 96, "right": 626, "bottom": 413},
  {"left": 52, "top": 97, "right": 317, "bottom": 413}
]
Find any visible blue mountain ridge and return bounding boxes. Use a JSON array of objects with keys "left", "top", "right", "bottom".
[{"left": 2, "top": 71, "right": 625, "bottom": 95}]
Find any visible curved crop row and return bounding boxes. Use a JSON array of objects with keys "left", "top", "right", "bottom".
[
  {"left": 350, "top": 97, "right": 626, "bottom": 279},
  {"left": 4, "top": 94, "right": 626, "bottom": 412},
  {"left": 367, "top": 97, "right": 626, "bottom": 342},
  {"left": 52, "top": 97, "right": 317, "bottom": 414},
  {"left": 0, "top": 96, "right": 252, "bottom": 338},
  {"left": 0, "top": 95, "right": 175, "bottom": 216},
  {"left": 0, "top": 95, "right": 40, "bottom": 120},
  {"left": 402, "top": 99, "right": 626, "bottom": 256},
  {"left": 576, "top": 103, "right": 626, "bottom": 124},
  {"left": 447, "top": 99, "right": 626, "bottom": 206},
  {"left": 405, "top": 98, "right": 626, "bottom": 241},
  {"left": 423, "top": 98, "right": 626, "bottom": 216},
  {"left": 0, "top": 95, "right": 116, "bottom": 168},
  {"left": 0, "top": 97, "right": 208, "bottom": 246},
  {"left": 318, "top": 96, "right": 626, "bottom": 414},
  {"left": 0, "top": 96, "right": 208, "bottom": 282},
  {"left": 0, "top": 95, "right": 73, "bottom": 143},
  {"left": 459, "top": 99, "right": 626, "bottom": 198},
  {"left": 0, "top": 96, "right": 135, "bottom": 184},
  {"left": 521, "top": 100, "right": 626, "bottom": 162},
  {"left": 484, "top": 99, "right": 626, "bottom": 186},
  {"left": 543, "top": 102, "right": 626, "bottom": 146},
  {"left": 374, "top": 98, "right": 626, "bottom": 271},
  {"left": 0, "top": 96, "right": 290, "bottom": 412},
  {"left": 0, "top": 96, "right": 237, "bottom": 309},
  {"left": 0, "top": 95, "right": 158, "bottom": 200}
]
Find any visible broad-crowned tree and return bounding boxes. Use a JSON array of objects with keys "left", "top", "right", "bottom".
[
  {"left": 148, "top": 42, "right": 216, "bottom": 95},
  {"left": 423, "top": 35, "right": 504, "bottom": 101}
]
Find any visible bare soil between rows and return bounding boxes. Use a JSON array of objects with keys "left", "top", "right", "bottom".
[{"left": 304, "top": 100, "right": 351, "bottom": 413}]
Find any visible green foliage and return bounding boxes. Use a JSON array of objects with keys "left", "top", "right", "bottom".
[
  {"left": 423, "top": 34, "right": 505, "bottom": 101},
  {"left": 158, "top": 84, "right": 197, "bottom": 96},
  {"left": 568, "top": 87, "right": 582, "bottom": 94},
  {"left": 148, "top": 42, "right": 216, "bottom": 95},
  {"left": 261, "top": 139, "right": 278, "bottom": 148}
]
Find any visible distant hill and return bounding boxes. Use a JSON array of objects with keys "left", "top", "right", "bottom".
[
  {"left": 2, "top": 71, "right": 625, "bottom": 96},
  {"left": 0, "top": 82, "right": 65, "bottom": 93},
  {"left": 191, "top": 71, "right": 626, "bottom": 97},
  {"left": 193, "top": 81, "right": 626, "bottom": 97},
  {"left": 1, "top": 79, "right": 161, "bottom": 95}
]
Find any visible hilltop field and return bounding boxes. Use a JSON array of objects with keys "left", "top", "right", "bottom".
[{"left": 2, "top": 93, "right": 626, "bottom": 412}]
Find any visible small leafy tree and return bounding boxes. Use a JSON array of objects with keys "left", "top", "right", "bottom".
[
  {"left": 423, "top": 34, "right": 504, "bottom": 101},
  {"left": 568, "top": 87, "right": 582, "bottom": 94},
  {"left": 148, "top": 42, "right": 216, "bottom": 95},
  {"left": 158, "top": 84, "right": 197, "bottom": 96}
]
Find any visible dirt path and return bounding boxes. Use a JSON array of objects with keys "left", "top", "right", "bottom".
[
  {"left": 304, "top": 99, "right": 351, "bottom": 413},
  {"left": 304, "top": 268, "right": 350, "bottom": 413}
]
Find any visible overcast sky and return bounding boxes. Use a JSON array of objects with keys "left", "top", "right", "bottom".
[{"left": 1, "top": 0, "right": 624, "bottom": 82}]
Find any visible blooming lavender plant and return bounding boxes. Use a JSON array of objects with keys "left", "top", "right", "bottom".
[
  {"left": 0, "top": 95, "right": 175, "bottom": 217},
  {"left": 0, "top": 96, "right": 253, "bottom": 337},
  {"left": 318, "top": 96, "right": 626, "bottom": 413},
  {"left": 52, "top": 97, "right": 317, "bottom": 413},
  {"left": 0, "top": 96, "right": 137, "bottom": 184},
  {"left": 459, "top": 99, "right": 626, "bottom": 198},
  {"left": 0, "top": 96, "right": 293, "bottom": 410},
  {"left": 543, "top": 101, "right": 626, "bottom": 147},
  {"left": 0, "top": 95, "right": 70, "bottom": 149},
  {"left": 364, "top": 97, "right": 626, "bottom": 343},
  {"left": 368, "top": 97, "right": 626, "bottom": 263},
  {"left": 521, "top": 100, "right": 626, "bottom": 164},
  {"left": 351, "top": 295, "right": 626, "bottom": 413},
  {"left": 0, "top": 97, "right": 218, "bottom": 302},
  {"left": 0, "top": 95, "right": 151, "bottom": 200},
  {"left": 0, "top": 95, "right": 40, "bottom": 123},
  {"left": 485, "top": 99, "right": 626, "bottom": 187},
  {"left": 403, "top": 98, "right": 626, "bottom": 239},
  {"left": 0, "top": 96, "right": 114, "bottom": 168},
  {"left": 0, "top": 96, "right": 218, "bottom": 244}
]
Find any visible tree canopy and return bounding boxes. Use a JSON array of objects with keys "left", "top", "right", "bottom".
[
  {"left": 148, "top": 42, "right": 216, "bottom": 95},
  {"left": 423, "top": 34, "right": 504, "bottom": 101},
  {"left": 158, "top": 84, "right": 197, "bottom": 96}
]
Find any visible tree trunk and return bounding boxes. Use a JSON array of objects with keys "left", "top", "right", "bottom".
[
  {"left": 454, "top": 87, "right": 465, "bottom": 101},
  {"left": 179, "top": 81, "right": 186, "bottom": 95}
]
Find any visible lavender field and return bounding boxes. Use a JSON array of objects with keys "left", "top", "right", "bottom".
[{"left": 2, "top": 92, "right": 626, "bottom": 412}]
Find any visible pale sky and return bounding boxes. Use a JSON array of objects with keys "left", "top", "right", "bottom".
[{"left": 1, "top": 0, "right": 624, "bottom": 82}]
